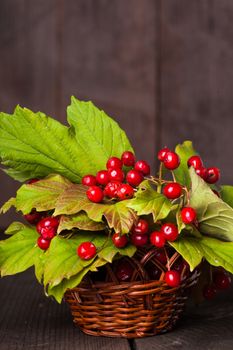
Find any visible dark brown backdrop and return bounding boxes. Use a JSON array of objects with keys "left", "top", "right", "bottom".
[{"left": 1, "top": 0, "right": 233, "bottom": 226}]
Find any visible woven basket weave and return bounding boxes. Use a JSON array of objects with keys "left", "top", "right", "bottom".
[{"left": 65, "top": 248, "right": 199, "bottom": 338}]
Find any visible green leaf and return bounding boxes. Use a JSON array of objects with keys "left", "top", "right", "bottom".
[
  {"left": 190, "top": 168, "right": 233, "bottom": 242},
  {"left": 54, "top": 184, "right": 137, "bottom": 233},
  {"left": 0, "top": 197, "right": 16, "bottom": 214},
  {"left": 47, "top": 258, "right": 107, "bottom": 303},
  {"left": 0, "top": 106, "right": 83, "bottom": 182},
  {"left": 221, "top": 185, "right": 233, "bottom": 208},
  {"left": 127, "top": 180, "right": 172, "bottom": 221},
  {"left": 34, "top": 251, "right": 46, "bottom": 283},
  {"left": 57, "top": 212, "right": 105, "bottom": 233},
  {"left": 170, "top": 236, "right": 233, "bottom": 274},
  {"left": 67, "top": 96, "right": 134, "bottom": 172},
  {"left": 98, "top": 240, "right": 136, "bottom": 263},
  {"left": 0, "top": 99, "right": 134, "bottom": 183},
  {"left": 15, "top": 174, "right": 71, "bottom": 214},
  {"left": 176, "top": 210, "right": 186, "bottom": 233},
  {"left": 174, "top": 140, "right": 197, "bottom": 187},
  {"left": 43, "top": 233, "right": 109, "bottom": 287},
  {"left": 5, "top": 221, "right": 26, "bottom": 235},
  {"left": 0, "top": 224, "right": 41, "bottom": 276}
]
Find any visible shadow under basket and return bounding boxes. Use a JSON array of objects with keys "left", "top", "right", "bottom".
[{"left": 65, "top": 248, "right": 200, "bottom": 338}]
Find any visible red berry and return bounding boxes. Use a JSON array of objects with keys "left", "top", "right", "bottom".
[
  {"left": 163, "top": 182, "right": 182, "bottom": 199},
  {"left": 196, "top": 166, "right": 208, "bottom": 180},
  {"left": 161, "top": 223, "right": 178, "bottom": 242},
  {"left": 150, "top": 231, "right": 166, "bottom": 248},
  {"left": 157, "top": 147, "right": 170, "bottom": 162},
  {"left": 132, "top": 219, "right": 149, "bottom": 235},
  {"left": 126, "top": 169, "right": 144, "bottom": 187},
  {"left": 37, "top": 236, "right": 51, "bottom": 250},
  {"left": 106, "top": 157, "right": 122, "bottom": 170},
  {"left": 115, "top": 260, "right": 134, "bottom": 281},
  {"left": 104, "top": 181, "right": 121, "bottom": 198},
  {"left": 36, "top": 216, "right": 59, "bottom": 239},
  {"left": 108, "top": 168, "right": 125, "bottom": 182},
  {"left": 96, "top": 170, "right": 109, "bottom": 186},
  {"left": 24, "top": 209, "right": 43, "bottom": 225},
  {"left": 112, "top": 232, "right": 128, "bottom": 248},
  {"left": 130, "top": 233, "right": 148, "bottom": 247},
  {"left": 213, "top": 272, "right": 232, "bottom": 290},
  {"left": 121, "top": 151, "right": 135, "bottom": 167},
  {"left": 116, "top": 184, "right": 134, "bottom": 200},
  {"left": 203, "top": 284, "right": 217, "bottom": 300},
  {"left": 181, "top": 207, "right": 197, "bottom": 224},
  {"left": 154, "top": 250, "right": 167, "bottom": 265},
  {"left": 82, "top": 175, "right": 96, "bottom": 186},
  {"left": 164, "top": 270, "right": 181, "bottom": 287},
  {"left": 28, "top": 178, "right": 39, "bottom": 184},
  {"left": 163, "top": 152, "right": 180, "bottom": 170},
  {"left": 77, "top": 242, "right": 97, "bottom": 260},
  {"left": 86, "top": 186, "right": 104, "bottom": 203},
  {"left": 134, "top": 160, "right": 150, "bottom": 175},
  {"left": 205, "top": 167, "right": 220, "bottom": 184},
  {"left": 187, "top": 155, "right": 203, "bottom": 169}
]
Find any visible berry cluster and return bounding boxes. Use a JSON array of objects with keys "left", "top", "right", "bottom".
[
  {"left": 36, "top": 216, "right": 60, "bottom": 250},
  {"left": 203, "top": 269, "right": 232, "bottom": 300},
  {"left": 23, "top": 178, "right": 60, "bottom": 251},
  {"left": 82, "top": 151, "right": 150, "bottom": 203},
  {"left": 187, "top": 155, "right": 220, "bottom": 184}
]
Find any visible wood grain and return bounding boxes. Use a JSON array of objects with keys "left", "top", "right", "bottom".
[
  {"left": 135, "top": 294, "right": 233, "bottom": 350},
  {"left": 159, "top": 0, "right": 233, "bottom": 184},
  {"left": 0, "top": 270, "right": 130, "bottom": 350}
]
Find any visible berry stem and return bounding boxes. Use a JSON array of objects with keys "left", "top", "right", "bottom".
[{"left": 171, "top": 170, "right": 177, "bottom": 182}]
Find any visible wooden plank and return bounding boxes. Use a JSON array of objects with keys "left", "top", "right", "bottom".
[
  {"left": 0, "top": 0, "right": 59, "bottom": 227},
  {"left": 159, "top": 0, "right": 233, "bottom": 184},
  {"left": 0, "top": 270, "right": 130, "bottom": 350},
  {"left": 135, "top": 292, "right": 233, "bottom": 350}
]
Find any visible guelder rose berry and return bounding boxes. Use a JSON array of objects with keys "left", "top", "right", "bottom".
[
  {"left": 163, "top": 152, "right": 180, "bottom": 170},
  {"left": 181, "top": 207, "right": 197, "bottom": 224},
  {"left": 126, "top": 169, "right": 144, "bottom": 187},
  {"left": 96, "top": 170, "right": 109, "bottom": 186},
  {"left": 161, "top": 223, "right": 178, "bottom": 242},
  {"left": 106, "top": 157, "right": 122, "bottom": 170},
  {"left": 108, "top": 168, "right": 125, "bottom": 182},
  {"left": 112, "top": 232, "right": 128, "bottom": 248},
  {"left": 82, "top": 175, "right": 96, "bottom": 186},
  {"left": 36, "top": 216, "right": 59, "bottom": 239},
  {"left": 86, "top": 186, "right": 104, "bottom": 203},
  {"left": 205, "top": 167, "right": 220, "bottom": 184},
  {"left": 157, "top": 147, "right": 170, "bottom": 162},
  {"left": 134, "top": 160, "right": 150, "bottom": 175},
  {"left": 132, "top": 219, "right": 149, "bottom": 235},
  {"left": 187, "top": 155, "right": 203, "bottom": 169},
  {"left": 116, "top": 184, "right": 134, "bottom": 200},
  {"left": 77, "top": 242, "right": 97, "bottom": 260},
  {"left": 130, "top": 233, "right": 148, "bottom": 247},
  {"left": 163, "top": 182, "right": 182, "bottom": 199},
  {"left": 37, "top": 236, "right": 51, "bottom": 250},
  {"left": 150, "top": 231, "right": 166, "bottom": 248},
  {"left": 121, "top": 151, "right": 135, "bottom": 167},
  {"left": 104, "top": 181, "right": 121, "bottom": 198},
  {"left": 164, "top": 270, "right": 181, "bottom": 287}
]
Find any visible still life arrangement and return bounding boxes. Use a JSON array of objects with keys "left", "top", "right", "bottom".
[{"left": 0, "top": 97, "right": 232, "bottom": 338}]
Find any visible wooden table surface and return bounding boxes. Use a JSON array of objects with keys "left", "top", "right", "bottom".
[{"left": 0, "top": 269, "right": 232, "bottom": 350}]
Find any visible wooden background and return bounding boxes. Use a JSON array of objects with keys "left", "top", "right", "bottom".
[{"left": 1, "top": 0, "right": 233, "bottom": 226}]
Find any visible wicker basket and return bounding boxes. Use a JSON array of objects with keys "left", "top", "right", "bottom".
[{"left": 65, "top": 248, "right": 200, "bottom": 338}]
